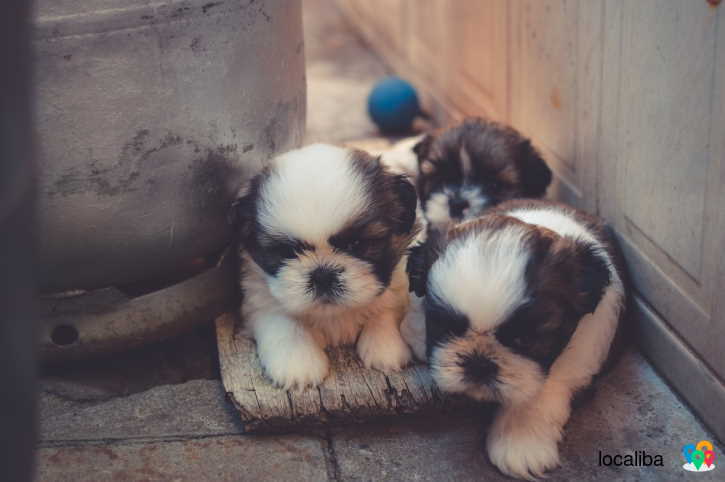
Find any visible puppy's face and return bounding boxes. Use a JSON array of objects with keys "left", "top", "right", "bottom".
[
  {"left": 236, "top": 144, "right": 419, "bottom": 316},
  {"left": 414, "top": 118, "right": 552, "bottom": 233},
  {"left": 409, "top": 215, "right": 609, "bottom": 406}
]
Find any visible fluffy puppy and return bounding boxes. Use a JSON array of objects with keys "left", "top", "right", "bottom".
[
  {"left": 234, "top": 144, "right": 420, "bottom": 389},
  {"left": 412, "top": 118, "right": 552, "bottom": 234},
  {"left": 408, "top": 199, "right": 627, "bottom": 480},
  {"left": 390, "top": 119, "right": 551, "bottom": 360}
]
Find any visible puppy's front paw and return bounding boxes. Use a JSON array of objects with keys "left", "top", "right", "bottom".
[
  {"left": 400, "top": 296, "right": 426, "bottom": 362},
  {"left": 257, "top": 339, "right": 329, "bottom": 390},
  {"left": 357, "top": 327, "right": 412, "bottom": 373},
  {"left": 486, "top": 408, "right": 562, "bottom": 480}
]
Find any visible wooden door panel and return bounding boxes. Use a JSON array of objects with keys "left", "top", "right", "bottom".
[
  {"left": 618, "top": 1, "right": 715, "bottom": 280},
  {"left": 364, "top": 0, "right": 408, "bottom": 58},
  {"left": 513, "top": 0, "right": 578, "bottom": 167},
  {"left": 509, "top": 0, "right": 600, "bottom": 212},
  {"left": 406, "top": 0, "right": 450, "bottom": 96},
  {"left": 599, "top": 0, "right": 724, "bottom": 380},
  {"left": 447, "top": 0, "right": 510, "bottom": 120}
]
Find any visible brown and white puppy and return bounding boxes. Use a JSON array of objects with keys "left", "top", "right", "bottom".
[
  {"left": 407, "top": 199, "right": 627, "bottom": 480},
  {"left": 410, "top": 118, "right": 552, "bottom": 235},
  {"left": 385, "top": 119, "right": 552, "bottom": 360},
  {"left": 234, "top": 144, "right": 420, "bottom": 389}
]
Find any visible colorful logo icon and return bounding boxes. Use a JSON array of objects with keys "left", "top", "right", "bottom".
[{"left": 682, "top": 440, "right": 716, "bottom": 472}]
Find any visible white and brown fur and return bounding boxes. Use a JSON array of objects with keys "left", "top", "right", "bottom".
[
  {"left": 385, "top": 119, "right": 553, "bottom": 361},
  {"left": 385, "top": 118, "right": 552, "bottom": 236},
  {"left": 407, "top": 199, "right": 627, "bottom": 480},
  {"left": 234, "top": 144, "right": 420, "bottom": 389}
]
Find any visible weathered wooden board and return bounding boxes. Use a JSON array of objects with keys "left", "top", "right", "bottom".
[{"left": 215, "top": 312, "right": 467, "bottom": 433}]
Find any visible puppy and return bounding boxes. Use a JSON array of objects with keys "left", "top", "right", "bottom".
[
  {"left": 234, "top": 144, "right": 420, "bottom": 389},
  {"left": 393, "top": 119, "right": 551, "bottom": 360},
  {"left": 412, "top": 118, "right": 552, "bottom": 234},
  {"left": 408, "top": 199, "right": 627, "bottom": 480}
]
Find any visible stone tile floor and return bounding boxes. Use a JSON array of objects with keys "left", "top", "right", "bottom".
[{"left": 37, "top": 1, "right": 721, "bottom": 481}]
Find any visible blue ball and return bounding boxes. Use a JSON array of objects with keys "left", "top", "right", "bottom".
[{"left": 367, "top": 77, "right": 420, "bottom": 133}]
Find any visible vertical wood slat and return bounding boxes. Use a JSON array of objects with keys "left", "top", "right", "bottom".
[{"left": 335, "top": 0, "right": 725, "bottom": 443}]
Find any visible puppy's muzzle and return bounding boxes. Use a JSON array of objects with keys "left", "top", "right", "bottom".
[
  {"left": 459, "top": 351, "right": 499, "bottom": 385},
  {"left": 309, "top": 265, "right": 345, "bottom": 301}
]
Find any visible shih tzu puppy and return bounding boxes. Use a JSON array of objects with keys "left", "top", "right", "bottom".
[
  {"left": 234, "top": 144, "right": 420, "bottom": 389},
  {"left": 408, "top": 118, "right": 552, "bottom": 234},
  {"left": 389, "top": 118, "right": 552, "bottom": 360},
  {"left": 407, "top": 199, "right": 627, "bottom": 480}
]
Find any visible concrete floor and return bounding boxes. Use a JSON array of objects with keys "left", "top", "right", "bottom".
[{"left": 36, "top": 1, "right": 721, "bottom": 481}]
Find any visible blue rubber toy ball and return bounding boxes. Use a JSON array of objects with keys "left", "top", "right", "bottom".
[{"left": 367, "top": 77, "right": 421, "bottom": 133}]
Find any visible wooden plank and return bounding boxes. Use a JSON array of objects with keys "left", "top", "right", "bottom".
[
  {"left": 216, "top": 313, "right": 292, "bottom": 430},
  {"left": 216, "top": 312, "right": 462, "bottom": 433}
]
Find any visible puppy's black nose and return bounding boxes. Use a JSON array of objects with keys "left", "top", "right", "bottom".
[
  {"left": 309, "top": 266, "right": 341, "bottom": 296},
  {"left": 449, "top": 198, "right": 469, "bottom": 218},
  {"left": 459, "top": 352, "right": 499, "bottom": 385}
]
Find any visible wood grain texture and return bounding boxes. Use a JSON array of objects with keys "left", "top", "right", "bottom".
[
  {"left": 216, "top": 313, "right": 466, "bottom": 433},
  {"left": 337, "top": 0, "right": 725, "bottom": 446}
]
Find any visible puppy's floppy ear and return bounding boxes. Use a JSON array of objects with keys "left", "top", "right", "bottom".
[
  {"left": 406, "top": 236, "right": 442, "bottom": 297},
  {"left": 516, "top": 140, "right": 552, "bottom": 198},
  {"left": 413, "top": 134, "right": 434, "bottom": 160},
  {"left": 530, "top": 233, "right": 610, "bottom": 316},
  {"left": 391, "top": 174, "right": 418, "bottom": 234},
  {"left": 406, "top": 244, "right": 429, "bottom": 297},
  {"left": 572, "top": 243, "right": 611, "bottom": 315},
  {"left": 228, "top": 176, "right": 261, "bottom": 243}
]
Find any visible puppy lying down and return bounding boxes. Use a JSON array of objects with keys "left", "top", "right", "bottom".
[
  {"left": 407, "top": 199, "right": 627, "bottom": 480},
  {"left": 384, "top": 117, "right": 554, "bottom": 362},
  {"left": 382, "top": 117, "right": 552, "bottom": 235},
  {"left": 234, "top": 144, "right": 420, "bottom": 389}
]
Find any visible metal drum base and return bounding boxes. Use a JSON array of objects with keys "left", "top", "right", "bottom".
[{"left": 40, "top": 249, "right": 236, "bottom": 363}]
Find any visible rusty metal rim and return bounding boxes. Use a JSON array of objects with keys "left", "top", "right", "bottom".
[{"left": 40, "top": 247, "right": 237, "bottom": 363}]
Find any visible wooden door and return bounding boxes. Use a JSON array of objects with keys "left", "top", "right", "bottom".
[
  {"left": 597, "top": 0, "right": 725, "bottom": 434},
  {"left": 508, "top": 0, "right": 603, "bottom": 214},
  {"left": 337, "top": 0, "right": 725, "bottom": 440}
]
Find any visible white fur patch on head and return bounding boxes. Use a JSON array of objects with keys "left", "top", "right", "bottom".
[
  {"left": 428, "top": 224, "right": 530, "bottom": 332},
  {"left": 258, "top": 144, "right": 370, "bottom": 243},
  {"left": 506, "top": 207, "right": 598, "bottom": 245}
]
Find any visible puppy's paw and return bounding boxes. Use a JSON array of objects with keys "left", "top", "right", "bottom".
[
  {"left": 357, "top": 327, "right": 412, "bottom": 373},
  {"left": 400, "top": 295, "right": 427, "bottom": 362},
  {"left": 486, "top": 408, "right": 562, "bottom": 480},
  {"left": 258, "top": 339, "right": 330, "bottom": 390}
]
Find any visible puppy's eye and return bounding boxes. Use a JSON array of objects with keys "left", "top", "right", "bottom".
[
  {"left": 344, "top": 239, "right": 362, "bottom": 252},
  {"left": 268, "top": 239, "right": 310, "bottom": 260},
  {"left": 293, "top": 241, "right": 312, "bottom": 255},
  {"left": 273, "top": 244, "right": 296, "bottom": 259}
]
